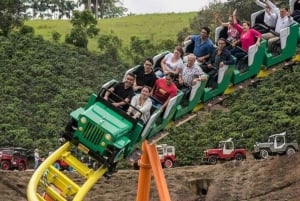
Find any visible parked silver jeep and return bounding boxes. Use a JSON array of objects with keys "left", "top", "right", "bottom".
[{"left": 252, "top": 132, "right": 299, "bottom": 159}]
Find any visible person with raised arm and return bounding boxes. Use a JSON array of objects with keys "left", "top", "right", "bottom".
[
  {"left": 215, "top": 12, "right": 240, "bottom": 48},
  {"left": 254, "top": 0, "right": 278, "bottom": 32},
  {"left": 230, "top": 9, "right": 262, "bottom": 62},
  {"left": 262, "top": 0, "right": 294, "bottom": 49}
]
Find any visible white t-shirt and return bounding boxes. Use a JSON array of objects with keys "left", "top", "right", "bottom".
[
  {"left": 130, "top": 94, "right": 152, "bottom": 123},
  {"left": 164, "top": 53, "right": 184, "bottom": 73}
]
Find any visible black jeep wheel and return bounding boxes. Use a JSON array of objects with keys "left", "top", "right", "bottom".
[
  {"left": 1, "top": 161, "right": 11, "bottom": 170},
  {"left": 234, "top": 153, "right": 243, "bottom": 161},
  {"left": 208, "top": 155, "right": 218, "bottom": 165},
  {"left": 286, "top": 147, "right": 296, "bottom": 156},
  {"left": 260, "top": 149, "right": 269, "bottom": 159}
]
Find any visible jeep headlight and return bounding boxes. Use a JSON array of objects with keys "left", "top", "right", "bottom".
[
  {"left": 80, "top": 117, "right": 87, "bottom": 124},
  {"left": 105, "top": 134, "right": 112, "bottom": 141},
  {"left": 101, "top": 142, "right": 106, "bottom": 147},
  {"left": 78, "top": 127, "right": 84, "bottom": 132}
]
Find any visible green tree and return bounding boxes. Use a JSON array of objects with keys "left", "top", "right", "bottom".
[
  {"left": 98, "top": 34, "right": 122, "bottom": 62},
  {"left": 123, "top": 36, "right": 157, "bottom": 65},
  {"left": 0, "top": 0, "right": 26, "bottom": 36},
  {"left": 65, "top": 10, "right": 99, "bottom": 48}
]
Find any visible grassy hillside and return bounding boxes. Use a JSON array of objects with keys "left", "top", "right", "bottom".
[{"left": 25, "top": 12, "right": 197, "bottom": 52}]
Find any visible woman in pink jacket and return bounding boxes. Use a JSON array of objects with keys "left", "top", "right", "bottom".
[{"left": 230, "top": 9, "right": 262, "bottom": 62}]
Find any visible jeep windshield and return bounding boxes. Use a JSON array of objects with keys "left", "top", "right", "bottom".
[{"left": 268, "top": 136, "right": 275, "bottom": 143}]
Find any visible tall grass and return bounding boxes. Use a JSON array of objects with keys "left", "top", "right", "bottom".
[{"left": 25, "top": 12, "right": 197, "bottom": 52}]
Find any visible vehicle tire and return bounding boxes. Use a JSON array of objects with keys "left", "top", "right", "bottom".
[
  {"left": 234, "top": 153, "right": 243, "bottom": 161},
  {"left": 259, "top": 149, "right": 269, "bottom": 159},
  {"left": 163, "top": 159, "right": 173, "bottom": 168},
  {"left": 68, "top": 166, "right": 74, "bottom": 172},
  {"left": 208, "top": 155, "right": 218, "bottom": 165},
  {"left": 286, "top": 147, "right": 296, "bottom": 156},
  {"left": 1, "top": 161, "right": 11, "bottom": 170},
  {"left": 18, "top": 162, "right": 26, "bottom": 171},
  {"left": 53, "top": 162, "right": 61, "bottom": 170},
  {"left": 111, "top": 147, "right": 125, "bottom": 163},
  {"left": 91, "top": 161, "right": 99, "bottom": 170}
]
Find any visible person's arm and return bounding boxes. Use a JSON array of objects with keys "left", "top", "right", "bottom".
[
  {"left": 150, "top": 79, "right": 159, "bottom": 98},
  {"left": 113, "top": 97, "right": 130, "bottom": 107},
  {"left": 160, "top": 55, "right": 169, "bottom": 74},
  {"left": 191, "top": 69, "right": 207, "bottom": 85},
  {"left": 178, "top": 73, "right": 184, "bottom": 86},
  {"left": 184, "top": 35, "right": 192, "bottom": 42},
  {"left": 255, "top": 0, "right": 266, "bottom": 8},
  {"left": 197, "top": 42, "right": 214, "bottom": 63},
  {"left": 215, "top": 12, "right": 230, "bottom": 27},
  {"left": 191, "top": 75, "right": 207, "bottom": 85},
  {"left": 161, "top": 97, "right": 170, "bottom": 110},
  {"left": 134, "top": 99, "right": 152, "bottom": 119},
  {"left": 207, "top": 48, "right": 216, "bottom": 65},
  {"left": 233, "top": 22, "right": 243, "bottom": 36},
  {"left": 104, "top": 87, "right": 114, "bottom": 100},
  {"left": 265, "top": 0, "right": 279, "bottom": 15},
  {"left": 127, "top": 95, "right": 137, "bottom": 115},
  {"left": 223, "top": 50, "right": 235, "bottom": 65},
  {"left": 252, "top": 29, "right": 262, "bottom": 45},
  {"left": 162, "top": 88, "right": 177, "bottom": 109},
  {"left": 198, "top": 54, "right": 210, "bottom": 63},
  {"left": 287, "top": 12, "right": 294, "bottom": 25}
]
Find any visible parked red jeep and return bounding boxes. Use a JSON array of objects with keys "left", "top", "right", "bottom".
[
  {"left": 203, "top": 138, "right": 247, "bottom": 165},
  {"left": 0, "top": 147, "right": 28, "bottom": 170}
]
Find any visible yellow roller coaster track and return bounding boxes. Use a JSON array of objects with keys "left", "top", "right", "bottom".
[{"left": 27, "top": 142, "right": 107, "bottom": 201}]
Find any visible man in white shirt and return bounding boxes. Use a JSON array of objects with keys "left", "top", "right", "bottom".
[
  {"left": 262, "top": 0, "right": 294, "bottom": 49},
  {"left": 255, "top": 0, "right": 278, "bottom": 29}
]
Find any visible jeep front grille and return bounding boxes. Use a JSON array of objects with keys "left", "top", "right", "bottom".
[{"left": 82, "top": 122, "right": 105, "bottom": 145}]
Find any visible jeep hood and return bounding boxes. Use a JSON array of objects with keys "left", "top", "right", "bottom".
[
  {"left": 206, "top": 148, "right": 222, "bottom": 153},
  {"left": 254, "top": 142, "right": 272, "bottom": 148}
]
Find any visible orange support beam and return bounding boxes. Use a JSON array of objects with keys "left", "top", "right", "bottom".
[{"left": 136, "top": 141, "right": 171, "bottom": 201}]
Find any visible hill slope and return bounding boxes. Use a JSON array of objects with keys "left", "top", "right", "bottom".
[
  {"left": 1, "top": 153, "right": 299, "bottom": 201},
  {"left": 25, "top": 12, "right": 197, "bottom": 52}
]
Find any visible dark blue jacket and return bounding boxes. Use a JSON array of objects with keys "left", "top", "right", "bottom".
[{"left": 207, "top": 48, "right": 235, "bottom": 67}]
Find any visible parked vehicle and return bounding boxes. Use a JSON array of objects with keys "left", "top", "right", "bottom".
[
  {"left": 53, "top": 159, "right": 74, "bottom": 171},
  {"left": 252, "top": 132, "right": 299, "bottom": 159},
  {"left": 203, "top": 138, "right": 247, "bottom": 165},
  {"left": 156, "top": 144, "right": 176, "bottom": 168},
  {"left": 0, "top": 147, "right": 28, "bottom": 170},
  {"left": 133, "top": 144, "right": 176, "bottom": 169}
]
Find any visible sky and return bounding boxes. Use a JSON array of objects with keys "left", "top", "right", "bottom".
[{"left": 121, "top": 0, "right": 222, "bottom": 14}]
